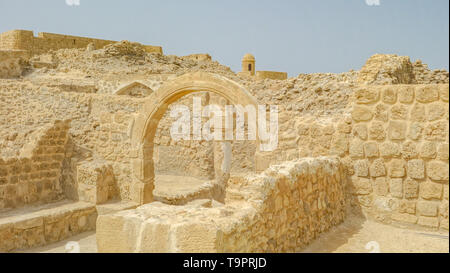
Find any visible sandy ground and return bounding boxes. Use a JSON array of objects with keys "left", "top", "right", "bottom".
[
  {"left": 301, "top": 216, "right": 449, "bottom": 253},
  {"left": 20, "top": 216, "right": 449, "bottom": 253}
]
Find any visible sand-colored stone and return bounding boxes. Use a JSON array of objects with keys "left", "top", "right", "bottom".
[{"left": 0, "top": 30, "right": 448, "bottom": 252}]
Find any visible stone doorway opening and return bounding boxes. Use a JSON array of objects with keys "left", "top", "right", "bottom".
[{"left": 129, "top": 72, "right": 260, "bottom": 205}]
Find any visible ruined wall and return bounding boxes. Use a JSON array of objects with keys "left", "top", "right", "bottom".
[
  {"left": 0, "top": 120, "right": 70, "bottom": 210},
  {"left": 348, "top": 84, "right": 449, "bottom": 230},
  {"left": 0, "top": 50, "right": 29, "bottom": 78},
  {"left": 0, "top": 81, "right": 218, "bottom": 202},
  {"left": 242, "top": 82, "right": 449, "bottom": 231},
  {"left": 0, "top": 30, "right": 162, "bottom": 56},
  {"left": 96, "top": 157, "right": 346, "bottom": 252},
  {"left": 256, "top": 71, "right": 288, "bottom": 80},
  {"left": 154, "top": 92, "right": 215, "bottom": 179},
  {"left": 0, "top": 82, "right": 145, "bottom": 201},
  {"left": 357, "top": 54, "right": 449, "bottom": 85}
]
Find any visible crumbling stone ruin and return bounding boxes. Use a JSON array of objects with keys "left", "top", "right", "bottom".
[{"left": 0, "top": 30, "right": 448, "bottom": 252}]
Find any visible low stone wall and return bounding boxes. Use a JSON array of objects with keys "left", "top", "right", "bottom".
[
  {"left": 96, "top": 157, "right": 346, "bottom": 252},
  {"left": 0, "top": 120, "right": 70, "bottom": 210},
  {"left": 0, "top": 201, "right": 97, "bottom": 252}
]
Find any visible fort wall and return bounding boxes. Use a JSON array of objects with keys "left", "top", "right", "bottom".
[{"left": 0, "top": 30, "right": 162, "bottom": 56}]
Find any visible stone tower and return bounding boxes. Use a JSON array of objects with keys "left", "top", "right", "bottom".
[{"left": 242, "top": 53, "right": 255, "bottom": 76}]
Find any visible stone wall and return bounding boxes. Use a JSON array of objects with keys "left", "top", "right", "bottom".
[
  {"left": 0, "top": 81, "right": 145, "bottom": 201},
  {"left": 96, "top": 157, "right": 346, "bottom": 252},
  {"left": 1, "top": 75, "right": 447, "bottom": 231},
  {"left": 256, "top": 71, "right": 288, "bottom": 80},
  {"left": 242, "top": 83, "right": 449, "bottom": 231},
  {"left": 0, "top": 82, "right": 222, "bottom": 201},
  {"left": 154, "top": 92, "right": 215, "bottom": 179},
  {"left": 348, "top": 84, "right": 449, "bottom": 230},
  {"left": 0, "top": 30, "right": 162, "bottom": 57},
  {"left": 0, "top": 201, "right": 97, "bottom": 252},
  {"left": 0, "top": 120, "right": 70, "bottom": 210}
]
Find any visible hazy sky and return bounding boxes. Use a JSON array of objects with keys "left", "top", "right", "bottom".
[{"left": 0, "top": 0, "right": 448, "bottom": 76}]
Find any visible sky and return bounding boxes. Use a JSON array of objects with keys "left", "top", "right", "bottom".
[{"left": 0, "top": 0, "right": 448, "bottom": 77}]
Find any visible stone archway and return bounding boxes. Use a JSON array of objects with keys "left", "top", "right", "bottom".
[{"left": 129, "top": 72, "right": 260, "bottom": 204}]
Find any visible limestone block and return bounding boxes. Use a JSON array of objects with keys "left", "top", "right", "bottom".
[
  {"left": 350, "top": 177, "right": 372, "bottom": 195},
  {"left": 389, "top": 159, "right": 405, "bottom": 178},
  {"left": 417, "top": 216, "right": 439, "bottom": 228},
  {"left": 419, "top": 142, "right": 437, "bottom": 159},
  {"left": 426, "top": 161, "right": 449, "bottom": 181},
  {"left": 420, "top": 182, "right": 443, "bottom": 200},
  {"left": 424, "top": 121, "right": 448, "bottom": 141},
  {"left": 354, "top": 160, "right": 369, "bottom": 177},
  {"left": 174, "top": 222, "right": 220, "bottom": 252},
  {"left": 391, "top": 213, "right": 417, "bottom": 224},
  {"left": 398, "top": 200, "right": 416, "bottom": 214},
  {"left": 380, "top": 142, "right": 401, "bottom": 158},
  {"left": 390, "top": 104, "right": 408, "bottom": 120},
  {"left": 401, "top": 141, "right": 418, "bottom": 160},
  {"left": 99, "top": 112, "right": 113, "bottom": 124},
  {"left": 398, "top": 85, "right": 415, "bottom": 104},
  {"left": 437, "top": 143, "right": 449, "bottom": 160},
  {"left": 76, "top": 161, "right": 113, "bottom": 204},
  {"left": 96, "top": 214, "right": 140, "bottom": 253},
  {"left": 410, "top": 104, "right": 426, "bottom": 122},
  {"left": 349, "top": 139, "right": 365, "bottom": 158},
  {"left": 352, "top": 106, "right": 373, "bottom": 122},
  {"left": 330, "top": 134, "right": 349, "bottom": 156},
  {"left": 427, "top": 102, "right": 448, "bottom": 121},
  {"left": 440, "top": 201, "right": 449, "bottom": 219},
  {"left": 389, "top": 178, "right": 403, "bottom": 198},
  {"left": 417, "top": 201, "right": 438, "bottom": 217},
  {"left": 138, "top": 221, "right": 172, "bottom": 252},
  {"left": 408, "top": 122, "right": 423, "bottom": 140},
  {"left": 404, "top": 178, "right": 419, "bottom": 199},
  {"left": 369, "top": 121, "right": 385, "bottom": 140},
  {"left": 355, "top": 87, "right": 379, "bottom": 104},
  {"left": 382, "top": 87, "right": 397, "bottom": 104},
  {"left": 369, "top": 159, "right": 386, "bottom": 177},
  {"left": 375, "top": 177, "right": 389, "bottom": 196},
  {"left": 440, "top": 218, "right": 449, "bottom": 230},
  {"left": 353, "top": 124, "right": 368, "bottom": 140},
  {"left": 406, "top": 159, "right": 425, "bottom": 179},
  {"left": 364, "top": 142, "right": 379, "bottom": 158},
  {"left": 374, "top": 104, "right": 389, "bottom": 122},
  {"left": 415, "top": 85, "right": 438, "bottom": 103},
  {"left": 388, "top": 121, "right": 406, "bottom": 140}
]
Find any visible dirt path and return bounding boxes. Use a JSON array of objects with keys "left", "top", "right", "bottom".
[{"left": 20, "top": 216, "right": 449, "bottom": 253}]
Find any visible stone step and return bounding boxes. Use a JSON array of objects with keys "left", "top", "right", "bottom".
[
  {"left": 96, "top": 200, "right": 139, "bottom": 215},
  {"left": 0, "top": 200, "right": 97, "bottom": 252}
]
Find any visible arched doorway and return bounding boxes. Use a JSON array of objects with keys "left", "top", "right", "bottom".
[{"left": 129, "top": 72, "right": 260, "bottom": 204}]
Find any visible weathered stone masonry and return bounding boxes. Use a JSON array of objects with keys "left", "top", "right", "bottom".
[
  {"left": 96, "top": 157, "right": 346, "bottom": 252},
  {"left": 0, "top": 120, "right": 70, "bottom": 210}
]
